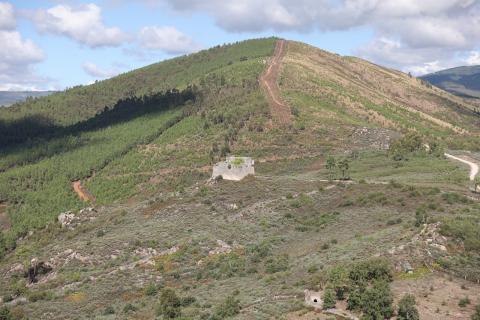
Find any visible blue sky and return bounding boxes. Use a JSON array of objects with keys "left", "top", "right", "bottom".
[{"left": 1, "top": 0, "right": 479, "bottom": 90}]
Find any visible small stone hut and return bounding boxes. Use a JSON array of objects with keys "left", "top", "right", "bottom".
[{"left": 212, "top": 156, "right": 254, "bottom": 181}]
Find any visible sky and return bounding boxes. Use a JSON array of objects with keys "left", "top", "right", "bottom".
[{"left": 1, "top": 0, "right": 480, "bottom": 91}]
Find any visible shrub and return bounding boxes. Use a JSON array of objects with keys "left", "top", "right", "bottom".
[
  {"left": 322, "top": 287, "right": 336, "bottom": 309},
  {"left": 157, "top": 288, "right": 182, "bottom": 318},
  {"left": 0, "top": 307, "right": 12, "bottom": 320},
  {"left": 307, "top": 265, "right": 318, "bottom": 274},
  {"left": 321, "top": 243, "right": 330, "bottom": 250},
  {"left": 0, "top": 232, "right": 6, "bottom": 260},
  {"left": 397, "top": 294, "right": 419, "bottom": 320},
  {"left": 459, "top": 296, "right": 471, "bottom": 307},
  {"left": 265, "top": 254, "right": 289, "bottom": 274},
  {"left": 123, "top": 303, "right": 137, "bottom": 313},
  {"left": 472, "top": 304, "right": 480, "bottom": 320},
  {"left": 347, "top": 288, "right": 363, "bottom": 311},
  {"left": 27, "top": 290, "right": 53, "bottom": 302},
  {"left": 327, "top": 265, "right": 349, "bottom": 300},
  {"left": 246, "top": 241, "right": 271, "bottom": 262},
  {"left": 440, "top": 217, "right": 480, "bottom": 252},
  {"left": 181, "top": 296, "right": 196, "bottom": 307},
  {"left": 348, "top": 258, "right": 393, "bottom": 286},
  {"left": 144, "top": 283, "right": 158, "bottom": 296},
  {"left": 213, "top": 293, "right": 240, "bottom": 318},
  {"left": 389, "top": 132, "right": 423, "bottom": 160},
  {"left": 414, "top": 208, "right": 428, "bottom": 227},
  {"left": 103, "top": 306, "right": 115, "bottom": 315},
  {"left": 360, "top": 280, "right": 394, "bottom": 320}
]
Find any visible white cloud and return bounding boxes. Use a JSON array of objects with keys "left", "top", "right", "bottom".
[
  {"left": 156, "top": 0, "right": 480, "bottom": 73},
  {"left": 139, "top": 26, "right": 201, "bottom": 54},
  {"left": 407, "top": 61, "right": 445, "bottom": 75},
  {"left": 0, "top": 2, "right": 15, "bottom": 30},
  {"left": 31, "top": 3, "right": 128, "bottom": 48},
  {"left": 0, "top": 30, "right": 49, "bottom": 90},
  {"left": 465, "top": 51, "right": 480, "bottom": 65},
  {"left": 82, "top": 62, "right": 120, "bottom": 78}
]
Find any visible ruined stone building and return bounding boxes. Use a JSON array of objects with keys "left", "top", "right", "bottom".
[{"left": 212, "top": 156, "right": 254, "bottom": 181}]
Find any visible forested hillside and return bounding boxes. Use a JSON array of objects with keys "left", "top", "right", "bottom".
[
  {"left": 0, "top": 38, "right": 276, "bottom": 246},
  {"left": 0, "top": 39, "right": 274, "bottom": 126}
]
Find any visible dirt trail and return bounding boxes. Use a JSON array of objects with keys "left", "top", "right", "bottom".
[
  {"left": 445, "top": 153, "right": 479, "bottom": 181},
  {"left": 72, "top": 180, "right": 95, "bottom": 202},
  {"left": 260, "top": 39, "right": 292, "bottom": 126}
]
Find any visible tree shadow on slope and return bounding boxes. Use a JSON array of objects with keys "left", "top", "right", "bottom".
[{"left": 0, "top": 87, "right": 197, "bottom": 169}]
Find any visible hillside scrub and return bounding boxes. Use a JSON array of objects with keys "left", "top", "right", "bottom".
[
  {"left": 397, "top": 294, "right": 419, "bottom": 320},
  {"left": 440, "top": 216, "right": 480, "bottom": 252},
  {"left": 312, "top": 258, "right": 394, "bottom": 317},
  {"left": 389, "top": 132, "right": 444, "bottom": 161}
]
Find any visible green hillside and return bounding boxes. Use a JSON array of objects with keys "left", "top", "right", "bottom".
[
  {"left": 421, "top": 65, "right": 480, "bottom": 99},
  {"left": 1, "top": 39, "right": 480, "bottom": 320},
  {"left": 0, "top": 38, "right": 276, "bottom": 243}
]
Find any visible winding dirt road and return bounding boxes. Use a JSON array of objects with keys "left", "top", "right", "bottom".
[
  {"left": 260, "top": 39, "right": 292, "bottom": 126},
  {"left": 445, "top": 153, "right": 479, "bottom": 181},
  {"left": 72, "top": 180, "right": 95, "bottom": 202}
]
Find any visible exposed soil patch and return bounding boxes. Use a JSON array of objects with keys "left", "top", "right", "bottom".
[
  {"left": 260, "top": 39, "right": 292, "bottom": 126},
  {"left": 392, "top": 273, "right": 480, "bottom": 320},
  {"left": 72, "top": 180, "right": 95, "bottom": 203}
]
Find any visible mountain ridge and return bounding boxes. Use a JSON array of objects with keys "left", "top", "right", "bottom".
[{"left": 420, "top": 65, "right": 480, "bottom": 99}]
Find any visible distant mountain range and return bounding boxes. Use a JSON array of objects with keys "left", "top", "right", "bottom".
[
  {"left": 0, "top": 91, "right": 56, "bottom": 107},
  {"left": 420, "top": 65, "right": 480, "bottom": 99}
]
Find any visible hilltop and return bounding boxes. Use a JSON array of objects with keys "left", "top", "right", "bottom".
[
  {"left": 421, "top": 65, "right": 480, "bottom": 99},
  {"left": 0, "top": 38, "right": 480, "bottom": 319}
]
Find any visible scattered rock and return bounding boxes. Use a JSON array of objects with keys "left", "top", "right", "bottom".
[
  {"left": 430, "top": 243, "right": 447, "bottom": 251},
  {"left": 5, "top": 296, "right": 27, "bottom": 307},
  {"left": 209, "top": 240, "right": 233, "bottom": 256},
  {"left": 25, "top": 258, "right": 53, "bottom": 283},
  {"left": 6, "top": 263, "right": 25, "bottom": 278},
  {"left": 57, "top": 211, "right": 75, "bottom": 227},
  {"left": 160, "top": 245, "right": 179, "bottom": 256}
]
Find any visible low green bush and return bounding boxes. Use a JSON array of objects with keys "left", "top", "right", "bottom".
[
  {"left": 157, "top": 288, "right": 182, "bottom": 319},
  {"left": 397, "top": 294, "right": 419, "bottom": 320},
  {"left": 322, "top": 287, "right": 336, "bottom": 309}
]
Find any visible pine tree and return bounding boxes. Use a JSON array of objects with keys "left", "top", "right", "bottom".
[{"left": 323, "top": 287, "right": 336, "bottom": 309}]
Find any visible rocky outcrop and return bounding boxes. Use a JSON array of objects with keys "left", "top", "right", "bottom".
[{"left": 25, "top": 258, "right": 53, "bottom": 283}]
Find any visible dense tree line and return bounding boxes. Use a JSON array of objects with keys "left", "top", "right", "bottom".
[{"left": 0, "top": 87, "right": 196, "bottom": 150}]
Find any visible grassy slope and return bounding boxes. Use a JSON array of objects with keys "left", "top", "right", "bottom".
[
  {"left": 280, "top": 41, "right": 480, "bottom": 150},
  {"left": 0, "top": 38, "right": 276, "bottom": 241}
]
